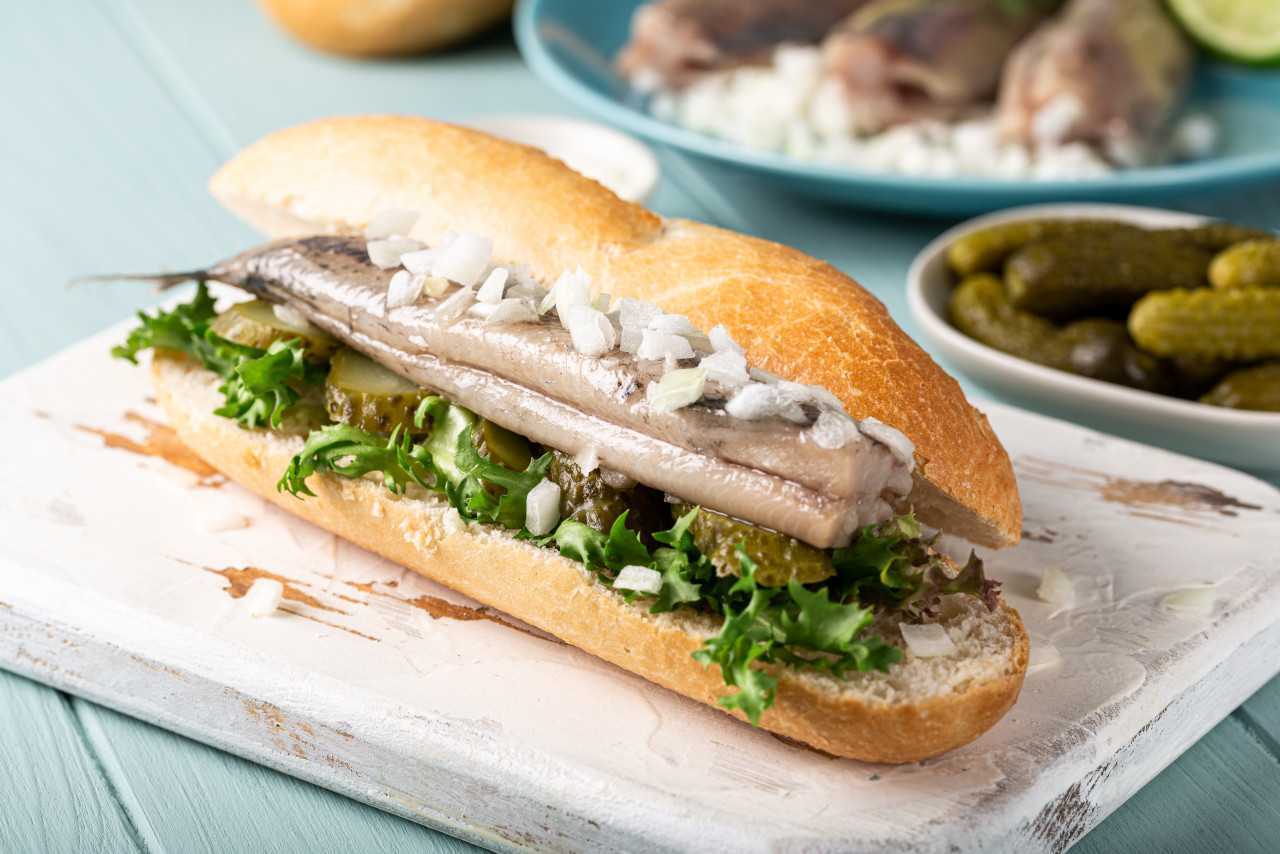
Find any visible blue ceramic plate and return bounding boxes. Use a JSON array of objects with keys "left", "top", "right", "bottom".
[{"left": 515, "top": 0, "right": 1280, "bottom": 214}]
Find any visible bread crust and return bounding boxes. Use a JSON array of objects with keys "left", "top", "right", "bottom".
[
  {"left": 153, "top": 352, "right": 1028, "bottom": 763},
  {"left": 209, "top": 114, "right": 1021, "bottom": 549}
]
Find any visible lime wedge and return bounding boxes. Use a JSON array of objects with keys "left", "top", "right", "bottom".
[{"left": 1168, "top": 0, "right": 1280, "bottom": 65}]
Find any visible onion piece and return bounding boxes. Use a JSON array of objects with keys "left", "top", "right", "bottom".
[
  {"left": 574, "top": 445, "right": 599, "bottom": 474},
  {"left": 648, "top": 367, "right": 706, "bottom": 411},
  {"left": 858, "top": 417, "right": 916, "bottom": 468},
  {"left": 364, "top": 209, "right": 420, "bottom": 240},
  {"left": 1027, "top": 635, "right": 1061, "bottom": 668},
  {"left": 648, "top": 313, "right": 695, "bottom": 335},
  {"left": 400, "top": 247, "right": 442, "bottom": 275},
  {"left": 617, "top": 297, "right": 663, "bottom": 331},
  {"left": 709, "top": 323, "right": 746, "bottom": 355},
  {"left": 476, "top": 267, "right": 509, "bottom": 304},
  {"left": 1037, "top": 567, "right": 1075, "bottom": 606},
  {"left": 1160, "top": 587, "right": 1217, "bottom": 614},
  {"left": 244, "top": 578, "right": 285, "bottom": 619},
  {"left": 637, "top": 329, "right": 694, "bottom": 361},
  {"left": 562, "top": 304, "right": 618, "bottom": 357},
  {"left": 614, "top": 565, "right": 663, "bottom": 595},
  {"left": 807, "top": 410, "right": 861, "bottom": 450},
  {"left": 484, "top": 298, "right": 539, "bottom": 327},
  {"left": 726, "top": 381, "right": 800, "bottom": 421},
  {"left": 386, "top": 270, "right": 426, "bottom": 309},
  {"left": 431, "top": 232, "right": 493, "bottom": 287},
  {"left": 524, "top": 479, "right": 562, "bottom": 536},
  {"left": 699, "top": 350, "right": 750, "bottom": 388},
  {"left": 367, "top": 238, "right": 421, "bottom": 270},
  {"left": 898, "top": 622, "right": 957, "bottom": 657}
]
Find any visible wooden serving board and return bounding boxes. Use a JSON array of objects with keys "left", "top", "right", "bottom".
[{"left": 3, "top": 317, "right": 1279, "bottom": 853}]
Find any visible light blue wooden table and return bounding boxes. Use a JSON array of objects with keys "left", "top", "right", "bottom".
[{"left": 2, "top": 2, "right": 1278, "bottom": 851}]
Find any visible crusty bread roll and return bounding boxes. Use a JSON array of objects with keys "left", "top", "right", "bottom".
[
  {"left": 209, "top": 115, "right": 1022, "bottom": 549},
  {"left": 258, "top": 0, "right": 514, "bottom": 58},
  {"left": 153, "top": 352, "right": 1029, "bottom": 762}
]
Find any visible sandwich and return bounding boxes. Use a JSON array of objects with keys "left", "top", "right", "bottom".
[{"left": 113, "top": 115, "right": 1027, "bottom": 763}]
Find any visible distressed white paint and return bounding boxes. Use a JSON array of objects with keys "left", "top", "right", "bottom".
[{"left": 2, "top": 321, "right": 1279, "bottom": 853}]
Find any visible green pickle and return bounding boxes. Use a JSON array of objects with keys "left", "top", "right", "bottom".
[
  {"left": 546, "top": 450, "right": 667, "bottom": 538},
  {"left": 948, "top": 273, "right": 1062, "bottom": 364},
  {"left": 672, "top": 503, "right": 833, "bottom": 588},
  {"left": 1005, "top": 232, "right": 1211, "bottom": 321},
  {"left": 1057, "top": 319, "right": 1170, "bottom": 394},
  {"left": 1208, "top": 239, "right": 1280, "bottom": 290},
  {"left": 945, "top": 219, "right": 1143, "bottom": 277},
  {"left": 1129, "top": 287, "right": 1280, "bottom": 361},
  {"left": 211, "top": 299, "right": 340, "bottom": 361},
  {"left": 1199, "top": 362, "right": 1280, "bottom": 412},
  {"left": 323, "top": 347, "right": 434, "bottom": 434},
  {"left": 1154, "top": 224, "right": 1272, "bottom": 253},
  {"left": 472, "top": 419, "right": 532, "bottom": 473}
]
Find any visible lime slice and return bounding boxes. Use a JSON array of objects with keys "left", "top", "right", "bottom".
[{"left": 1168, "top": 0, "right": 1280, "bottom": 65}]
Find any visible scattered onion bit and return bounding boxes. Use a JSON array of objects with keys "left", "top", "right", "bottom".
[
  {"left": 898, "top": 622, "right": 957, "bottom": 658},
  {"left": 1037, "top": 566, "right": 1075, "bottom": 606},
  {"left": 244, "top": 578, "right": 285, "bottom": 619},
  {"left": 1160, "top": 587, "right": 1217, "bottom": 614}
]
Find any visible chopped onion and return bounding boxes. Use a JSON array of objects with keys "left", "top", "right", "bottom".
[
  {"left": 1027, "top": 635, "right": 1061, "bottom": 668},
  {"left": 620, "top": 329, "right": 644, "bottom": 354},
  {"left": 637, "top": 329, "right": 694, "bottom": 361},
  {"left": 858, "top": 417, "right": 917, "bottom": 468},
  {"left": 400, "top": 247, "right": 442, "bottom": 275},
  {"left": 699, "top": 349, "right": 750, "bottom": 388},
  {"left": 709, "top": 323, "right": 746, "bottom": 355},
  {"left": 808, "top": 410, "right": 861, "bottom": 449},
  {"left": 431, "top": 232, "right": 493, "bottom": 287},
  {"left": 1160, "top": 587, "right": 1217, "bottom": 614},
  {"left": 540, "top": 266, "right": 593, "bottom": 315},
  {"left": 898, "top": 622, "right": 956, "bottom": 657},
  {"left": 364, "top": 209, "right": 420, "bottom": 240},
  {"left": 726, "top": 381, "right": 796, "bottom": 421},
  {"left": 562, "top": 304, "right": 618, "bottom": 357},
  {"left": 422, "top": 275, "right": 451, "bottom": 299},
  {"left": 574, "top": 445, "right": 599, "bottom": 474},
  {"left": 367, "top": 238, "right": 421, "bottom": 270},
  {"left": 244, "top": 578, "right": 285, "bottom": 619},
  {"left": 476, "top": 267, "right": 509, "bottom": 304},
  {"left": 648, "top": 313, "right": 695, "bottom": 335},
  {"left": 648, "top": 367, "right": 706, "bottom": 411},
  {"left": 614, "top": 565, "right": 663, "bottom": 595},
  {"left": 524, "top": 479, "right": 562, "bottom": 536},
  {"left": 437, "top": 284, "right": 476, "bottom": 322},
  {"left": 1037, "top": 567, "right": 1075, "bottom": 606},
  {"left": 593, "top": 292, "right": 612, "bottom": 312},
  {"left": 386, "top": 270, "right": 425, "bottom": 309},
  {"left": 484, "top": 298, "right": 539, "bottom": 327},
  {"left": 617, "top": 297, "right": 663, "bottom": 331}
]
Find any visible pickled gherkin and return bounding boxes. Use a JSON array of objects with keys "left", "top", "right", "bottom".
[
  {"left": 211, "top": 299, "right": 340, "bottom": 361},
  {"left": 323, "top": 346, "right": 434, "bottom": 434},
  {"left": 472, "top": 419, "right": 533, "bottom": 473},
  {"left": 1057, "top": 319, "right": 1170, "bottom": 394},
  {"left": 945, "top": 219, "right": 1143, "bottom": 277},
  {"left": 1208, "top": 239, "right": 1280, "bottom": 290},
  {"left": 1199, "top": 362, "right": 1280, "bottom": 412},
  {"left": 1129, "top": 287, "right": 1280, "bottom": 361},
  {"left": 673, "top": 503, "right": 833, "bottom": 588},
  {"left": 948, "top": 273, "right": 1062, "bottom": 364},
  {"left": 1154, "top": 224, "right": 1272, "bottom": 253},
  {"left": 1005, "top": 232, "right": 1211, "bottom": 321},
  {"left": 546, "top": 450, "right": 667, "bottom": 538}
]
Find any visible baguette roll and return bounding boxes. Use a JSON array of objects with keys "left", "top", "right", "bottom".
[{"left": 209, "top": 115, "right": 1022, "bottom": 549}]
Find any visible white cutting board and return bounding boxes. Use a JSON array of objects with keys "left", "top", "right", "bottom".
[{"left": 3, "top": 318, "right": 1279, "bottom": 853}]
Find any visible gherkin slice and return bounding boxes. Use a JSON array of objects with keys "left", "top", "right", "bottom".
[
  {"left": 673, "top": 502, "right": 834, "bottom": 588},
  {"left": 210, "top": 299, "right": 340, "bottom": 362},
  {"left": 473, "top": 419, "right": 533, "bottom": 474},
  {"left": 547, "top": 450, "right": 666, "bottom": 539},
  {"left": 323, "top": 346, "right": 434, "bottom": 434}
]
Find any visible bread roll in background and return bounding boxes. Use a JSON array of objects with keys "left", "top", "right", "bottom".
[{"left": 258, "top": 0, "right": 515, "bottom": 58}]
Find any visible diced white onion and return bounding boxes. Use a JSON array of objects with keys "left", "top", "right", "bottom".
[
  {"left": 709, "top": 323, "right": 745, "bottom": 355},
  {"left": 431, "top": 232, "right": 493, "bottom": 287},
  {"left": 614, "top": 565, "right": 663, "bottom": 595},
  {"left": 1027, "top": 635, "right": 1061, "bottom": 668},
  {"left": 400, "top": 247, "right": 442, "bottom": 275},
  {"left": 437, "top": 284, "right": 476, "bottom": 322},
  {"left": 898, "top": 622, "right": 956, "bottom": 658},
  {"left": 593, "top": 292, "right": 612, "bottom": 312},
  {"left": 699, "top": 349, "right": 750, "bottom": 388},
  {"left": 808, "top": 410, "right": 862, "bottom": 449},
  {"left": 648, "top": 367, "right": 706, "bottom": 411},
  {"left": 540, "top": 266, "right": 593, "bottom": 315},
  {"left": 524, "top": 479, "right": 562, "bottom": 536},
  {"left": 726, "top": 381, "right": 796, "bottom": 421},
  {"left": 1037, "top": 567, "right": 1075, "bottom": 606},
  {"left": 364, "top": 209, "right": 420, "bottom": 240},
  {"left": 386, "top": 270, "right": 426, "bottom": 309},
  {"left": 476, "top": 267, "right": 509, "bottom": 304},
  {"left": 244, "top": 578, "right": 285, "bottom": 619},
  {"left": 422, "top": 275, "right": 451, "bottom": 299},
  {"left": 484, "top": 298, "right": 539, "bottom": 327},
  {"left": 637, "top": 329, "right": 694, "bottom": 361},
  {"left": 620, "top": 329, "right": 644, "bottom": 354},
  {"left": 1160, "top": 587, "right": 1217, "bottom": 614},
  {"left": 648, "top": 313, "right": 695, "bottom": 335},
  {"left": 617, "top": 297, "right": 664, "bottom": 331},
  {"left": 506, "top": 280, "right": 546, "bottom": 302},
  {"left": 858, "top": 417, "right": 916, "bottom": 469},
  {"left": 574, "top": 445, "right": 599, "bottom": 474},
  {"left": 272, "top": 303, "right": 318, "bottom": 333},
  {"left": 367, "top": 238, "right": 421, "bottom": 270},
  {"left": 562, "top": 304, "right": 618, "bottom": 357}
]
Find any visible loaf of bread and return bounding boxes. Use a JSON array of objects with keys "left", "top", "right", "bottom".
[{"left": 258, "top": 0, "right": 514, "bottom": 57}]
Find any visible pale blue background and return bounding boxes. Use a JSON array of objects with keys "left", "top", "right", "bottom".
[{"left": 1, "top": 2, "right": 1277, "bottom": 851}]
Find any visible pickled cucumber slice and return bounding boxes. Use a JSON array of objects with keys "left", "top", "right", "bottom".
[
  {"left": 1129, "top": 287, "right": 1280, "bottom": 361},
  {"left": 547, "top": 450, "right": 666, "bottom": 538},
  {"left": 323, "top": 347, "right": 434, "bottom": 434},
  {"left": 473, "top": 419, "right": 533, "bottom": 474},
  {"left": 673, "top": 503, "right": 833, "bottom": 588},
  {"left": 945, "top": 219, "right": 1144, "bottom": 277},
  {"left": 1209, "top": 239, "right": 1280, "bottom": 289},
  {"left": 1199, "top": 362, "right": 1280, "bottom": 412},
  {"left": 211, "top": 299, "right": 340, "bottom": 361},
  {"left": 1006, "top": 232, "right": 1211, "bottom": 321}
]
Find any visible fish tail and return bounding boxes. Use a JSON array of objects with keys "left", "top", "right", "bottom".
[{"left": 67, "top": 270, "right": 209, "bottom": 292}]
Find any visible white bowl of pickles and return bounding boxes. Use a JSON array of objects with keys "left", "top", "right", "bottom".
[{"left": 907, "top": 203, "right": 1280, "bottom": 474}]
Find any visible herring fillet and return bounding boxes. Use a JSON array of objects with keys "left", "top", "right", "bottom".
[{"left": 202, "top": 235, "right": 912, "bottom": 548}]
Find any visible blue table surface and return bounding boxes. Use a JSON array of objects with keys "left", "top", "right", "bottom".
[{"left": 2, "top": 2, "right": 1278, "bottom": 852}]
